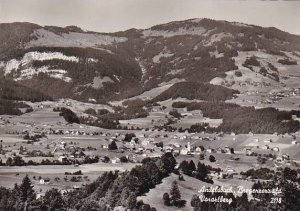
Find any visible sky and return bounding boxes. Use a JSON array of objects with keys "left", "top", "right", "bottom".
[{"left": 0, "top": 0, "right": 300, "bottom": 35}]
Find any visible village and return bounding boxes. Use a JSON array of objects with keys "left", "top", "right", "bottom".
[{"left": 1, "top": 108, "right": 300, "bottom": 199}]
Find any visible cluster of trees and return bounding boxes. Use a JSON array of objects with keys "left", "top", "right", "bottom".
[
  {"left": 278, "top": 58, "right": 297, "bottom": 65},
  {"left": 243, "top": 56, "right": 260, "bottom": 68},
  {"left": 81, "top": 116, "right": 120, "bottom": 129},
  {"left": 122, "top": 133, "right": 136, "bottom": 142},
  {"left": 240, "top": 168, "right": 275, "bottom": 180},
  {"left": 188, "top": 123, "right": 211, "bottom": 133},
  {"left": 108, "top": 140, "right": 118, "bottom": 150},
  {"left": 163, "top": 181, "right": 186, "bottom": 207},
  {"left": 26, "top": 46, "right": 143, "bottom": 102},
  {"left": 53, "top": 107, "right": 80, "bottom": 124},
  {"left": 153, "top": 82, "right": 239, "bottom": 102},
  {"left": 0, "top": 78, "right": 52, "bottom": 102},
  {"left": 84, "top": 108, "right": 110, "bottom": 116},
  {"left": 179, "top": 160, "right": 214, "bottom": 184},
  {"left": 1, "top": 155, "right": 100, "bottom": 167},
  {"left": 0, "top": 153, "right": 176, "bottom": 211},
  {"left": 0, "top": 99, "right": 23, "bottom": 115},
  {"left": 81, "top": 100, "right": 149, "bottom": 129},
  {"left": 172, "top": 101, "right": 300, "bottom": 134},
  {"left": 0, "top": 78, "right": 43, "bottom": 115},
  {"left": 169, "top": 109, "right": 182, "bottom": 119},
  {"left": 23, "top": 132, "right": 46, "bottom": 143}
]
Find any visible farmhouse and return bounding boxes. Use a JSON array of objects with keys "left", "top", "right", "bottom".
[
  {"left": 111, "top": 157, "right": 120, "bottom": 164},
  {"left": 209, "top": 171, "right": 224, "bottom": 179},
  {"left": 39, "top": 178, "right": 50, "bottom": 184},
  {"left": 262, "top": 145, "right": 270, "bottom": 150},
  {"left": 195, "top": 146, "right": 203, "bottom": 152},
  {"left": 245, "top": 148, "right": 254, "bottom": 156},
  {"left": 223, "top": 146, "right": 232, "bottom": 154},
  {"left": 180, "top": 147, "right": 189, "bottom": 155},
  {"left": 58, "top": 155, "right": 68, "bottom": 162}
]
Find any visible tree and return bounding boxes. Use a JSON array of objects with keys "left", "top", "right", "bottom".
[
  {"left": 123, "top": 133, "right": 136, "bottom": 142},
  {"left": 126, "top": 192, "right": 137, "bottom": 209},
  {"left": 13, "top": 155, "right": 25, "bottom": 166},
  {"left": 283, "top": 167, "right": 297, "bottom": 182},
  {"left": 157, "top": 152, "right": 176, "bottom": 175},
  {"left": 170, "top": 180, "right": 181, "bottom": 203},
  {"left": 120, "top": 187, "right": 130, "bottom": 207},
  {"left": 163, "top": 192, "right": 171, "bottom": 206},
  {"left": 188, "top": 160, "right": 196, "bottom": 173},
  {"left": 42, "top": 188, "right": 65, "bottom": 211},
  {"left": 179, "top": 160, "right": 189, "bottom": 175},
  {"left": 209, "top": 155, "right": 216, "bottom": 162},
  {"left": 196, "top": 162, "right": 208, "bottom": 181},
  {"left": 59, "top": 107, "right": 80, "bottom": 124},
  {"left": 19, "top": 175, "right": 35, "bottom": 202},
  {"left": 120, "top": 156, "right": 128, "bottom": 163},
  {"left": 199, "top": 154, "right": 205, "bottom": 160},
  {"left": 6, "top": 157, "right": 13, "bottom": 166},
  {"left": 108, "top": 140, "right": 118, "bottom": 150},
  {"left": 191, "top": 194, "right": 200, "bottom": 207},
  {"left": 169, "top": 110, "right": 182, "bottom": 119}
]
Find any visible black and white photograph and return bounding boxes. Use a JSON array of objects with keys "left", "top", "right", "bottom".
[{"left": 0, "top": 0, "right": 300, "bottom": 210}]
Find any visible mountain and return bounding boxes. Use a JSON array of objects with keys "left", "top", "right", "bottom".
[{"left": 0, "top": 18, "right": 300, "bottom": 104}]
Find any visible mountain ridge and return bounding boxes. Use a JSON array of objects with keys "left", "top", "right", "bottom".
[{"left": 0, "top": 18, "right": 300, "bottom": 104}]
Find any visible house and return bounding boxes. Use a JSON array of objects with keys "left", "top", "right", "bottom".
[
  {"left": 272, "top": 147, "right": 280, "bottom": 152},
  {"left": 223, "top": 146, "right": 231, "bottom": 154},
  {"left": 195, "top": 146, "right": 203, "bottom": 152},
  {"left": 282, "top": 154, "right": 290, "bottom": 160},
  {"left": 262, "top": 145, "right": 270, "bottom": 150},
  {"left": 141, "top": 140, "right": 150, "bottom": 146},
  {"left": 292, "top": 141, "right": 299, "bottom": 146},
  {"left": 245, "top": 148, "right": 254, "bottom": 156},
  {"left": 36, "top": 193, "right": 45, "bottom": 199},
  {"left": 173, "top": 149, "right": 180, "bottom": 155},
  {"left": 226, "top": 167, "right": 235, "bottom": 174},
  {"left": 216, "top": 147, "right": 223, "bottom": 153},
  {"left": 206, "top": 148, "right": 214, "bottom": 153},
  {"left": 209, "top": 171, "right": 224, "bottom": 179},
  {"left": 180, "top": 147, "right": 189, "bottom": 155},
  {"left": 59, "top": 141, "right": 66, "bottom": 149},
  {"left": 73, "top": 185, "right": 80, "bottom": 189},
  {"left": 111, "top": 157, "right": 120, "bottom": 164},
  {"left": 39, "top": 178, "right": 50, "bottom": 185},
  {"left": 58, "top": 155, "right": 68, "bottom": 162},
  {"left": 180, "top": 135, "right": 187, "bottom": 140},
  {"left": 164, "top": 146, "right": 173, "bottom": 153},
  {"left": 88, "top": 98, "right": 96, "bottom": 103},
  {"left": 173, "top": 143, "right": 181, "bottom": 148}
]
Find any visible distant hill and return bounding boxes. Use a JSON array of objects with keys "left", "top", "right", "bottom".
[{"left": 0, "top": 18, "right": 300, "bottom": 103}]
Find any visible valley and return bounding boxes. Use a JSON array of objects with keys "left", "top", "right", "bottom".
[{"left": 0, "top": 17, "right": 300, "bottom": 211}]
